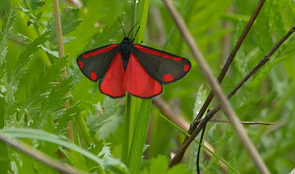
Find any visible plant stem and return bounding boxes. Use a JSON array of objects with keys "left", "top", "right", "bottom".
[{"left": 128, "top": 99, "right": 152, "bottom": 174}]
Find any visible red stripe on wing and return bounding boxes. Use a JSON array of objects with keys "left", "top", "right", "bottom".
[
  {"left": 134, "top": 45, "right": 182, "bottom": 61},
  {"left": 83, "top": 44, "right": 118, "bottom": 58},
  {"left": 99, "top": 53, "right": 125, "bottom": 98},
  {"left": 124, "top": 53, "right": 162, "bottom": 98}
]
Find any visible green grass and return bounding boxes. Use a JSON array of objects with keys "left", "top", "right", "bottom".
[{"left": 0, "top": 0, "right": 295, "bottom": 173}]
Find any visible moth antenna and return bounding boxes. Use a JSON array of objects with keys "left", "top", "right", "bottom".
[
  {"left": 127, "top": 21, "right": 139, "bottom": 38},
  {"left": 131, "top": 26, "right": 141, "bottom": 43},
  {"left": 118, "top": 17, "right": 126, "bottom": 36},
  {"left": 134, "top": 26, "right": 140, "bottom": 38}
]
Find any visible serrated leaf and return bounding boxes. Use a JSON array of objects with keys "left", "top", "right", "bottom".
[
  {"left": 33, "top": 68, "right": 73, "bottom": 128},
  {"left": 39, "top": 75, "right": 74, "bottom": 115},
  {"left": 149, "top": 156, "right": 168, "bottom": 174},
  {"left": 283, "top": 55, "right": 295, "bottom": 80},
  {"left": 168, "top": 164, "right": 193, "bottom": 174},
  {"left": 17, "top": 4, "right": 30, "bottom": 13},
  {"left": 254, "top": 3, "right": 273, "bottom": 53},
  {"left": 248, "top": 57, "right": 283, "bottom": 89},
  {"left": 17, "top": 33, "right": 33, "bottom": 42},
  {"left": 60, "top": 8, "right": 82, "bottom": 35},
  {"left": 11, "top": 31, "right": 50, "bottom": 80},
  {"left": 98, "top": 114, "right": 122, "bottom": 139},
  {"left": 24, "top": 57, "right": 68, "bottom": 127},
  {"left": 13, "top": 151, "right": 36, "bottom": 174},
  {"left": 0, "top": 8, "right": 16, "bottom": 64},
  {"left": 24, "top": 55, "right": 67, "bottom": 107},
  {"left": 270, "top": 0, "right": 286, "bottom": 39},
  {"left": 98, "top": 145, "right": 128, "bottom": 173},
  {"left": 48, "top": 7, "right": 82, "bottom": 45},
  {"left": 86, "top": 97, "right": 121, "bottom": 136},
  {"left": 31, "top": 0, "right": 45, "bottom": 10},
  {"left": 17, "top": 3, "right": 40, "bottom": 22},
  {"left": 191, "top": 0, "right": 232, "bottom": 35},
  {"left": 63, "top": 36, "right": 76, "bottom": 44},
  {"left": 56, "top": 102, "right": 79, "bottom": 134},
  {"left": 189, "top": 84, "right": 207, "bottom": 171},
  {"left": 61, "top": 148, "right": 88, "bottom": 171},
  {"left": 38, "top": 45, "right": 59, "bottom": 58}
]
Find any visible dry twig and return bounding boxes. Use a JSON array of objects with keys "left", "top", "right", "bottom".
[
  {"left": 0, "top": 133, "right": 86, "bottom": 174},
  {"left": 162, "top": 0, "right": 270, "bottom": 173}
]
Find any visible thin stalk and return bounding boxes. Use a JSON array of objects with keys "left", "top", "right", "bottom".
[
  {"left": 130, "top": 0, "right": 137, "bottom": 38},
  {"left": 53, "top": 0, "right": 73, "bottom": 142},
  {"left": 0, "top": 133, "right": 87, "bottom": 174},
  {"left": 76, "top": 113, "right": 93, "bottom": 146},
  {"left": 121, "top": 0, "right": 141, "bottom": 164},
  {"left": 162, "top": 0, "right": 191, "bottom": 50},
  {"left": 121, "top": 94, "right": 133, "bottom": 164},
  {"left": 124, "top": 0, "right": 151, "bottom": 172},
  {"left": 187, "top": 0, "right": 266, "bottom": 136},
  {"left": 128, "top": 99, "right": 152, "bottom": 174},
  {"left": 136, "top": 0, "right": 150, "bottom": 44},
  {"left": 162, "top": 0, "right": 270, "bottom": 173},
  {"left": 159, "top": 115, "right": 238, "bottom": 174},
  {"left": 171, "top": 0, "right": 265, "bottom": 166}
]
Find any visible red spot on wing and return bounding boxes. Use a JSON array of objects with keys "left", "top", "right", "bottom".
[
  {"left": 78, "top": 61, "right": 83, "bottom": 69},
  {"left": 90, "top": 72, "right": 97, "bottom": 80},
  {"left": 184, "top": 65, "right": 190, "bottom": 72},
  {"left": 163, "top": 74, "right": 174, "bottom": 82},
  {"left": 100, "top": 53, "right": 125, "bottom": 98},
  {"left": 134, "top": 45, "right": 182, "bottom": 62},
  {"left": 124, "top": 53, "right": 162, "bottom": 98},
  {"left": 83, "top": 44, "right": 118, "bottom": 58}
]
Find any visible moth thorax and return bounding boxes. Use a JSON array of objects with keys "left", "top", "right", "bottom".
[{"left": 121, "top": 51, "right": 131, "bottom": 71}]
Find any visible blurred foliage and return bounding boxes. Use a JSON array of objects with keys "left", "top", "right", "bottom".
[{"left": 0, "top": 0, "right": 295, "bottom": 173}]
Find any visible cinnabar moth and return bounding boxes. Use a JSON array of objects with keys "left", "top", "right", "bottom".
[{"left": 77, "top": 36, "right": 191, "bottom": 98}]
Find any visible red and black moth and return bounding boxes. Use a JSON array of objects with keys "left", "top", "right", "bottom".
[{"left": 77, "top": 36, "right": 191, "bottom": 98}]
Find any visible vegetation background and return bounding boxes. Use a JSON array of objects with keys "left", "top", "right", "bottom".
[{"left": 0, "top": 0, "right": 295, "bottom": 173}]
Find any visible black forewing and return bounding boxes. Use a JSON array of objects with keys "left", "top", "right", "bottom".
[
  {"left": 76, "top": 44, "right": 118, "bottom": 81},
  {"left": 132, "top": 44, "right": 191, "bottom": 84}
]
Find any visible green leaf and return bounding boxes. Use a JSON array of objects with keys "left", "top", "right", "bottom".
[
  {"left": 61, "top": 147, "right": 88, "bottom": 171},
  {"left": 40, "top": 75, "right": 74, "bottom": 115},
  {"left": 254, "top": 3, "right": 273, "bottom": 53},
  {"left": 0, "top": 8, "right": 16, "bottom": 64},
  {"left": 10, "top": 149, "right": 36, "bottom": 174},
  {"left": 39, "top": 45, "right": 59, "bottom": 58},
  {"left": 24, "top": 56, "right": 67, "bottom": 111},
  {"left": 64, "top": 0, "right": 121, "bottom": 59},
  {"left": 59, "top": 8, "right": 82, "bottom": 35},
  {"left": 269, "top": 0, "right": 286, "bottom": 39},
  {"left": 48, "top": 7, "right": 82, "bottom": 44},
  {"left": 56, "top": 102, "right": 79, "bottom": 134},
  {"left": 11, "top": 31, "right": 50, "bottom": 79},
  {"left": 98, "top": 145, "right": 128, "bottom": 173},
  {"left": 190, "top": 0, "right": 232, "bottom": 36},
  {"left": 168, "top": 164, "right": 193, "bottom": 174},
  {"left": 87, "top": 97, "right": 121, "bottom": 137},
  {"left": 188, "top": 85, "right": 207, "bottom": 171},
  {"left": 149, "top": 156, "right": 168, "bottom": 174},
  {"left": 159, "top": 115, "right": 239, "bottom": 173},
  {"left": 31, "top": 0, "right": 45, "bottom": 10},
  {"left": 0, "top": 128, "right": 104, "bottom": 165},
  {"left": 128, "top": 99, "right": 152, "bottom": 174},
  {"left": 62, "top": 36, "right": 76, "bottom": 44}
]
